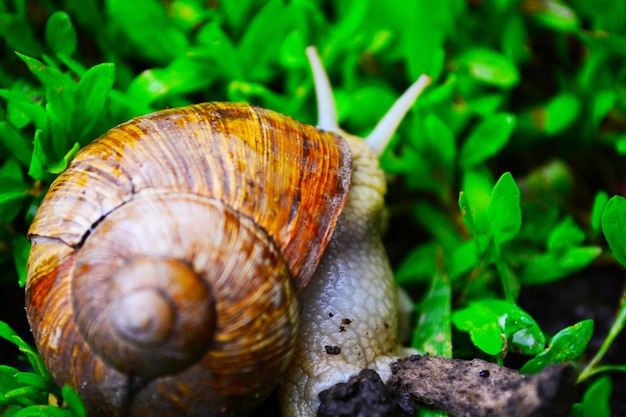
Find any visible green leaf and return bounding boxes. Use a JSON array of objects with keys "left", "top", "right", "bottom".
[
  {"left": 422, "top": 113, "right": 456, "bottom": 173},
  {"left": 413, "top": 263, "right": 452, "bottom": 357},
  {"left": 11, "top": 405, "right": 75, "bottom": 417},
  {"left": 47, "top": 142, "right": 80, "bottom": 175},
  {"left": 448, "top": 240, "right": 480, "bottom": 281},
  {"left": 487, "top": 172, "right": 521, "bottom": 245},
  {"left": 601, "top": 196, "right": 626, "bottom": 268},
  {"left": 452, "top": 304, "right": 504, "bottom": 355},
  {"left": 459, "top": 168, "right": 494, "bottom": 240},
  {"left": 542, "top": 93, "right": 581, "bottom": 135},
  {"left": 580, "top": 376, "right": 612, "bottom": 417},
  {"left": 413, "top": 202, "right": 463, "bottom": 249},
  {"left": 459, "top": 113, "right": 517, "bottom": 169},
  {"left": 452, "top": 299, "right": 545, "bottom": 356},
  {"left": 0, "top": 88, "right": 48, "bottom": 133},
  {"left": 238, "top": 0, "right": 293, "bottom": 81},
  {"left": 73, "top": 63, "right": 115, "bottom": 142},
  {"left": 0, "top": 14, "right": 42, "bottom": 56},
  {"left": 12, "top": 234, "right": 30, "bottom": 287},
  {"left": 395, "top": 243, "right": 437, "bottom": 285},
  {"left": 0, "top": 121, "right": 33, "bottom": 166},
  {"left": 13, "top": 373, "right": 49, "bottom": 391},
  {"left": 61, "top": 385, "right": 87, "bottom": 417},
  {"left": 105, "top": 0, "right": 189, "bottom": 63},
  {"left": 28, "top": 130, "right": 47, "bottom": 180},
  {"left": 45, "top": 11, "right": 77, "bottom": 57},
  {"left": 547, "top": 217, "right": 585, "bottom": 252},
  {"left": 520, "top": 319, "right": 594, "bottom": 374},
  {"left": 0, "top": 322, "right": 51, "bottom": 382},
  {"left": 0, "top": 158, "right": 29, "bottom": 223},
  {"left": 15, "top": 53, "right": 74, "bottom": 92},
  {"left": 520, "top": 246, "right": 601, "bottom": 285},
  {"left": 529, "top": 0, "right": 580, "bottom": 33},
  {"left": 457, "top": 48, "right": 521, "bottom": 88},
  {"left": 418, "top": 408, "right": 449, "bottom": 417}
]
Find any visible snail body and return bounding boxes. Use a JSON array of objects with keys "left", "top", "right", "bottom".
[{"left": 25, "top": 47, "right": 429, "bottom": 416}]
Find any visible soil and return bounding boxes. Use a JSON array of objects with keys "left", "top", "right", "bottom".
[{"left": 518, "top": 266, "right": 626, "bottom": 417}]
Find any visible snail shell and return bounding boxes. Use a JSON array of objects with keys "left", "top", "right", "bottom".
[{"left": 25, "top": 103, "right": 352, "bottom": 416}]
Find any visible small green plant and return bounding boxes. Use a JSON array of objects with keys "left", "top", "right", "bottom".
[
  {"left": 1, "top": 0, "right": 625, "bottom": 416},
  {"left": 0, "top": 321, "right": 86, "bottom": 416}
]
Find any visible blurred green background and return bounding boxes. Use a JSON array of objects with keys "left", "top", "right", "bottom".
[{"left": 1, "top": 0, "right": 626, "bottom": 416}]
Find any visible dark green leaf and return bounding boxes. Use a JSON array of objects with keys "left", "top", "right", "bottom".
[
  {"left": 529, "top": 0, "right": 580, "bottom": 32},
  {"left": 0, "top": 321, "right": 51, "bottom": 382},
  {"left": 422, "top": 113, "right": 456, "bottom": 171},
  {"left": 547, "top": 217, "right": 585, "bottom": 252},
  {"left": 238, "top": 0, "right": 291, "bottom": 80},
  {"left": 581, "top": 376, "right": 612, "bottom": 417},
  {"left": 395, "top": 243, "right": 437, "bottom": 285},
  {"left": 15, "top": 53, "right": 74, "bottom": 92},
  {"left": 591, "top": 191, "right": 609, "bottom": 236},
  {"left": 0, "top": 88, "right": 48, "bottom": 133},
  {"left": 0, "top": 158, "right": 29, "bottom": 223},
  {"left": 448, "top": 240, "right": 480, "bottom": 281},
  {"left": 520, "top": 247, "right": 601, "bottom": 285},
  {"left": 105, "top": 0, "right": 189, "bottom": 63},
  {"left": 413, "top": 264, "right": 452, "bottom": 357},
  {"left": 542, "top": 93, "right": 580, "bottom": 135},
  {"left": 459, "top": 113, "right": 516, "bottom": 169},
  {"left": 487, "top": 172, "right": 521, "bottom": 245},
  {"left": 0, "top": 14, "right": 42, "bottom": 56},
  {"left": 602, "top": 196, "right": 626, "bottom": 268},
  {"left": 457, "top": 48, "right": 520, "bottom": 88},
  {"left": 45, "top": 12, "right": 77, "bottom": 57},
  {"left": 0, "top": 121, "right": 33, "bottom": 166},
  {"left": 27, "top": 130, "right": 47, "bottom": 180},
  {"left": 12, "top": 234, "right": 30, "bottom": 287},
  {"left": 520, "top": 319, "right": 593, "bottom": 374}
]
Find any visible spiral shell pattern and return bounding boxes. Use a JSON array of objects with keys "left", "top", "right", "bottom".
[{"left": 26, "top": 103, "right": 352, "bottom": 416}]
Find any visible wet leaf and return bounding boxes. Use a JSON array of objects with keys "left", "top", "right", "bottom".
[
  {"left": 520, "top": 319, "right": 594, "bottom": 374},
  {"left": 413, "top": 263, "right": 452, "bottom": 357},
  {"left": 452, "top": 299, "right": 545, "bottom": 356}
]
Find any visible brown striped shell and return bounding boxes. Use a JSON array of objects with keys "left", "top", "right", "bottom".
[{"left": 25, "top": 102, "right": 351, "bottom": 417}]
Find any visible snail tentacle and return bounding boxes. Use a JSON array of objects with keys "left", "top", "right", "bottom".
[
  {"left": 306, "top": 46, "right": 339, "bottom": 133},
  {"left": 365, "top": 74, "right": 431, "bottom": 155}
]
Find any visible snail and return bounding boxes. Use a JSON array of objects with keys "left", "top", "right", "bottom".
[{"left": 24, "top": 46, "right": 430, "bottom": 417}]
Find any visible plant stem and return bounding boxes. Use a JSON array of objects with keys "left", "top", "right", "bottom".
[{"left": 578, "top": 288, "right": 626, "bottom": 383}]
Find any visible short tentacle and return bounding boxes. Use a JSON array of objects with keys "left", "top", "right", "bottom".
[{"left": 365, "top": 74, "right": 431, "bottom": 155}]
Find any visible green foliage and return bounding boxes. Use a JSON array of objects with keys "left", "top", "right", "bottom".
[
  {"left": 413, "top": 261, "right": 452, "bottom": 358},
  {"left": 0, "top": 321, "right": 85, "bottom": 416},
  {"left": 452, "top": 299, "right": 545, "bottom": 358},
  {"left": 520, "top": 319, "right": 594, "bottom": 374},
  {"left": 0, "top": 0, "right": 625, "bottom": 415},
  {"left": 570, "top": 376, "right": 613, "bottom": 417}
]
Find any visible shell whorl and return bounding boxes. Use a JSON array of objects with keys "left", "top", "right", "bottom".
[{"left": 25, "top": 102, "right": 352, "bottom": 416}]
